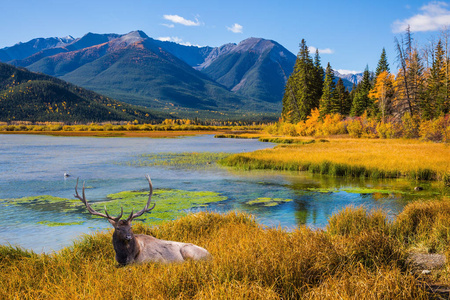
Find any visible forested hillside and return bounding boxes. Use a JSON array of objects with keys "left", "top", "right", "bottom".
[
  {"left": 0, "top": 63, "right": 168, "bottom": 122},
  {"left": 279, "top": 28, "right": 450, "bottom": 142}
]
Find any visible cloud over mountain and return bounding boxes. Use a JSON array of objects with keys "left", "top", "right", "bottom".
[
  {"left": 227, "top": 23, "right": 243, "bottom": 33},
  {"left": 163, "top": 14, "right": 201, "bottom": 26}
]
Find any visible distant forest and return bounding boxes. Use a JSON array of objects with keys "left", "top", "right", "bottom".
[{"left": 282, "top": 26, "right": 450, "bottom": 123}]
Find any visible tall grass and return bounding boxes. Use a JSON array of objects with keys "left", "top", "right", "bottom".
[
  {"left": 4, "top": 202, "right": 450, "bottom": 299},
  {"left": 221, "top": 138, "right": 450, "bottom": 183}
]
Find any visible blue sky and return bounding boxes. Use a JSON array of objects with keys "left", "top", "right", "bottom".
[{"left": 2, "top": 0, "right": 450, "bottom": 74}]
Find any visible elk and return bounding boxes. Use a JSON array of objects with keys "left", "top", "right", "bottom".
[{"left": 74, "top": 175, "right": 211, "bottom": 265}]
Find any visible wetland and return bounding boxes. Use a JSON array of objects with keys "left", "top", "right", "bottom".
[{"left": 0, "top": 134, "right": 444, "bottom": 253}]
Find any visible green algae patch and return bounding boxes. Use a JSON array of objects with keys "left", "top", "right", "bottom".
[
  {"left": 37, "top": 221, "right": 85, "bottom": 227},
  {"left": 88, "top": 189, "right": 227, "bottom": 224},
  {"left": 306, "top": 187, "right": 338, "bottom": 193},
  {"left": 123, "top": 152, "right": 230, "bottom": 170},
  {"left": 246, "top": 197, "right": 292, "bottom": 207},
  {"left": 0, "top": 195, "right": 80, "bottom": 213},
  {"left": 0, "top": 189, "right": 227, "bottom": 225},
  {"left": 2, "top": 195, "right": 75, "bottom": 205}
]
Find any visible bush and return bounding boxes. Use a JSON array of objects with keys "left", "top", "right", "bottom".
[
  {"left": 419, "top": 116, "right": 449, "bottom": 142},
  {"left": 393, "top": 200, "right": 450, "bottom": 252},
  {"left": 401, "top": 113, "right": 420, "bottom": 139},
  {"left": 347, "top": 118, "right": 363, "bottom": 138},
  {"left": 326, "top": 206, "right": 390, "bottom": 237}
]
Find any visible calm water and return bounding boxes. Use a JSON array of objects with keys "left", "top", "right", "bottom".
[{"left": 0, "top": 134, "right": 427, "bottom": 253}]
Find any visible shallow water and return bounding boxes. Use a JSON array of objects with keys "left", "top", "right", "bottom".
[{"left": 0, "top": 134, "right": 438, "bottom": 253}]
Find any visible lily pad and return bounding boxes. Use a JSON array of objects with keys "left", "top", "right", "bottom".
[
  {"left": 306, "top": 188, "right": 337, "bottom": 193},
  {"left": 246, "top": 197, "right": 292, "bottom": 207}
]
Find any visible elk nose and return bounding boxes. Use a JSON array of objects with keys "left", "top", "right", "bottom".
[{"left": 125, "top": 235, "right": 133, "bottom": 241}]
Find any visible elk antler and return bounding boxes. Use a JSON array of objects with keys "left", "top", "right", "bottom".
[
  {"left": 126, "top": 174, "right": 156, "bottom": 222},
  {"left": 74, "top": 178, "right": 123, "bottom": 222}
]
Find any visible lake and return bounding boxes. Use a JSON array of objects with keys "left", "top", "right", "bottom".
[{"left": 0, "top": 134, "right": 430, "bottom": 253}]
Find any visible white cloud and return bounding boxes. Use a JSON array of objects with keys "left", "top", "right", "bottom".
[
  {"left": 157, "top": 36, "right": 183, "bottom": 43},
  {"left": 227, "top": 23, "right": 243, "bottom": 33},
  {"left": 308, "top": 46, "right": 334, "bottom": 54},
  {"left": 161, "top": 23, "right": 175, "bottom": 28},
  {"left": 163, "top": 14, "right": 201, "bottom": 26},
  {"left": 392, "top": 1, "right": 450, "bottom": 33},
  {"left": 337, "top": 69, "right": 362, "bottom": 75},
  {"left": 156, "top": 36, "right": 200, "bottom": 47}
]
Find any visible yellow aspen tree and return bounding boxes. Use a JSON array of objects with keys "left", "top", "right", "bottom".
[{"left": 369, "top": 70, "right": 394, "bottom": 122}]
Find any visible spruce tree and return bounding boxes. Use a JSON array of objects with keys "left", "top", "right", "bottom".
[
  {"left": 426, "top": 39, "right": 447, "bottom": 117},
  {"left": 281, "top": 39, "right": 318, "bottom": 122},
  {"left": 335, "top": 78, "right": 351, "bottom": 115},
  {"left": 319, "top": 62, "right": 337, "bottom": 116},
  {"left": 375, "top": 48, "right": 390, "bottom": 77},
  {"left": 313, "top": 49, "right": 324, "bottom": 102},
  {"left": 350, "top": 66, "right": 373, "bottom": 116}
]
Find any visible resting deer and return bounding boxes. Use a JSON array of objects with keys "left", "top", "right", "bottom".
[{"left": 74, "top": 175, "right": 211, "bottom": 265}]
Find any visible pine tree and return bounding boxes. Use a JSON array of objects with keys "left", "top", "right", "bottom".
[
  {"left": 313, "top": 49, "right": 324, "bottom": 102},
  {"left": 319, "top": 62, "right": 337, "bottom": 116},
  {"left": 335, "top": 78, "right": 351, "bottom": 115},
  {"left": 281, "top": 39, "right": 318, "bottom": 122},
  {"left": 375, "top": 48, "right": 390, "bottom": 78},
  {"left": 350, "top": 66, "right": 373, "bottom": 116},
  {"left": 426, "top": 39, "right": 447, "bottom": 117}
]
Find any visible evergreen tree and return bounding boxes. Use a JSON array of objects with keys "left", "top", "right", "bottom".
[
  {"left": 335, "top": 78, "right": 351, "bottom": 115},
  {"left": 408, "top": 50, "right": 424, "bottom": 116},
  {"left": 426, "top": 39, "right": 447, "bottom": 117},
  {"left": 281, "top": 39, "right": 318, "bottom": 122},
  {"left": 350, "top": 66, "right": 373, "bottom": 116},
  {"left": 282, "top": 73, "right": 300, "bottom": 123},
  {"left": 375, "top": 48, "right": 390, "bottom": 78},
  {"left": 319, "top": 62, "right": 337, "bottom": 116},
  {"left": 313, "top": 49, "right": 324, "bottom": 102}
]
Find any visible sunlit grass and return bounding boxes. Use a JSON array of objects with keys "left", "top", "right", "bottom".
[
  {"left": 4, "top": 203, "right": 450, "bottom": 299},
  {"left": 222, "top": 138, "right": 450, "bottom": 183},
  {"left": 124, "top": 152, "right": 230, "bottom": 169}
]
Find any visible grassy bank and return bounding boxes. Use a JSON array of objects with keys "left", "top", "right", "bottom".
[
  {"left": 222, "top": 138, "right": 450, "bottom": 184},
  {"left": 3, "top": 201, "right": 450, "bottom": 299}
]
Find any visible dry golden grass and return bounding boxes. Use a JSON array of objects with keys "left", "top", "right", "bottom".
[
  {"left": 3, "top": 205, "right": 449, "bottom": 299},
  {"left": 223, "top": 138, "right": 450, "bottom": 181}
]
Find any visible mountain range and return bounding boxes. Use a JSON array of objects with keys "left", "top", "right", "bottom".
[{"left": 0, "top": 30, "right": 360, "bottom": 120}]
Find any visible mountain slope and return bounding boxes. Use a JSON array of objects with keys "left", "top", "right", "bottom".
[
  {"left": 57, "top": 37, "right": 252, "bottom": 112},
  {"left": 0, "top": 62, "right": 167, "bottom": 122},
  {"left": 197, "top": 38, "right": 296, "bottom": 103},
  {"left": 152, "top": 40, "right": 214, "bottom": 67},
  {"left": 0, "top": 36, "right": 74, "bottom": 62}
]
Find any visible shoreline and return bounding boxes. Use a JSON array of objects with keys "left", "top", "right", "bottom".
[{"left": 0, "top": 130, "right": 227, "bottom": 138}]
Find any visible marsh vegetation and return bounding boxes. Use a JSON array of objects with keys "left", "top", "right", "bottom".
[{"left": 2, "top": 202, "right": 450, "bottom": 299}]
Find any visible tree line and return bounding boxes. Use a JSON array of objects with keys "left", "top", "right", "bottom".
[{"left": 282, "top": 26, "right": 450, "bottom": 124}]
